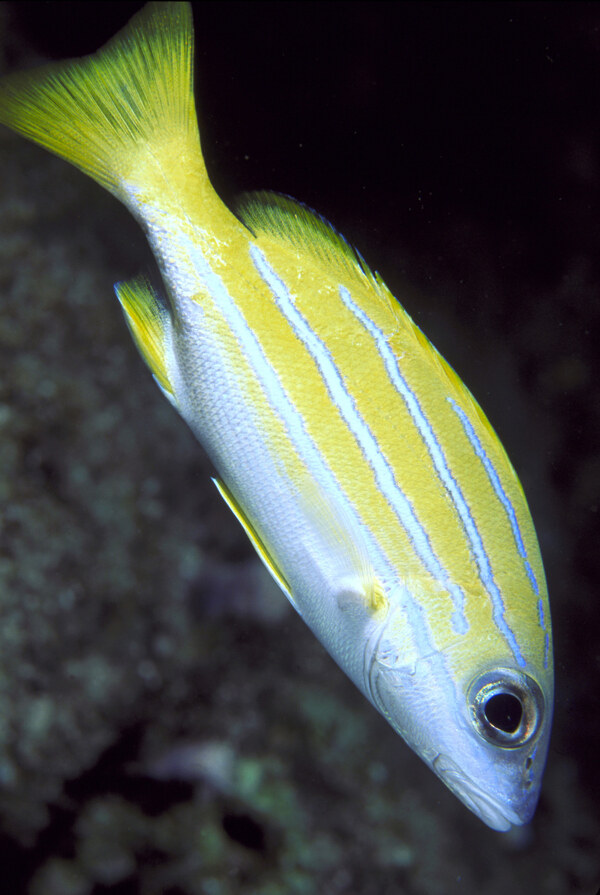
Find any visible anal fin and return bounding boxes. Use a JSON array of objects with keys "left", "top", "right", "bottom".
[{"left": 212, "top": 478, "right": 299, "bottom": 613}]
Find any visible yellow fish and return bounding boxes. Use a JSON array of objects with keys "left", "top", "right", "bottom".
[{"left": 0, "top": 2, "right": 552, "bottom": 830}]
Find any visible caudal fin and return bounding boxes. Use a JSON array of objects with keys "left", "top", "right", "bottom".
[{"left": 0, "top": 2, "right": 204, "bottom": 205}]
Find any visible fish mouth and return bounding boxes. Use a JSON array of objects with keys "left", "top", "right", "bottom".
[{"left": 432, "top": 753, "right": 532, "bottom": 832}]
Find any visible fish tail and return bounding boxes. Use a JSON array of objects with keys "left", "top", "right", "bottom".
[{"left": 0, "top": 2, "right": 207, "bottom": 210}]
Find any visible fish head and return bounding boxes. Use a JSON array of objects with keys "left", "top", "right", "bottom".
[{"left": 363, "top": 607, "right": 553, "bottom": 831}]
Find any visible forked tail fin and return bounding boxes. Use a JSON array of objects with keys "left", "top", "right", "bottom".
[{"left": 0, "top": 2, "right": 207, "bottom": 209}]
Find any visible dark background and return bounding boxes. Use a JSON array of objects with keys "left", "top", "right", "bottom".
[{"left": 0, "top": 2, "right": 599, "bottom": 893}]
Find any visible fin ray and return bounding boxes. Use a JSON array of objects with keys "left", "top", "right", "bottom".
[
  {"left": 236, "top": 191, "right": 502, "bottom": 453},
  {"left": 294, "top": 479, "right": 386, "bottom": 616},
  {"left": 235, "top": 190, "right": 382, "bottom": 298},
  {"left": 212, "top": 478, "right": 298, "bottom": 611},
  {"left": 0, "top": 2, "right": 201, "bottom": 201},
  {"left": 115, "top": 276, "right": 174, "bottom": 397}
]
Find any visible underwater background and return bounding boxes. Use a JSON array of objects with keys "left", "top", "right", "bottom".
[{"left": 0, "top": 2, "right": 598, "bottom": 893}]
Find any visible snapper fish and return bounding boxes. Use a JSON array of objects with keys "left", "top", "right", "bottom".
[{"left": 0, "top": 2, "right": 553, "bottom": 830}]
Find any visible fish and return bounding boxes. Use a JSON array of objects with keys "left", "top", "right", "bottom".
[{"left": 0, "top": 2, "right": 553, "bottom": 831}]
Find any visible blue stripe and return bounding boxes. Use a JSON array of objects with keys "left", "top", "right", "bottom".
[
  {"left": 180, "top": 234, "right": 398, "bottom": 587},
  {"left": 180, "top": 235, "right": 348, "bottom": 509},
  {"left": 537, "top": 598, "right": 551, "bottom": 670},
  {"left": 448, "top": 399, "right": 540, "bottom": 596},
  {"left": 339, "top": 286, "right": 489, "bottom": 634},
  {"left": 178, "top": 236, "right": 460, "bottom": 717},
  {"left": 338, "top": 286, "right": 526, "bottom": 666},
  {"left": 250, "top": 244, "right": 470, "bottom": 637}
]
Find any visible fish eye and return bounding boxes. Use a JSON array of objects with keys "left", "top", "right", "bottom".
[{"left": 468, "top": 667, "right": 544, "bottom": 748}]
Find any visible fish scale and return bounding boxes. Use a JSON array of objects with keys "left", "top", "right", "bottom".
[{"left": 0, "top": 1, "right": 553, "bottom": 831}]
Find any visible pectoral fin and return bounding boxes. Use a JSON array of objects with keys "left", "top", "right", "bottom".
[{"left": 295, "top": 480, "right": 387, "bottom": 617}]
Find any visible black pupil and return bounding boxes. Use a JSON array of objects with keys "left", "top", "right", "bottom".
[{"left": 484, "top": 692, "right": 523, "bottom": 733}]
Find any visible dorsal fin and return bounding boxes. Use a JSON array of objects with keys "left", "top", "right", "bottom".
[
  {"left": 235, "top": 190, "right": 391, "bottom": 298},
  {"left": 236, "top": 192, "right": 503, "bottom": 457}
]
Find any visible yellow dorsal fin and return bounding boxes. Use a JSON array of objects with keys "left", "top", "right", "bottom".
[
  {"left": 235, "top": 190, "right": 388, "bottom": 297},
  {"left": 0, "top": 2, "right": 203, "bottom": 202},
  {"left": 236, "top": 191, "right": 501, "bottom": 461},
  {"left": 115, "top": 277, "right": 174, "bottom": 397},
  {"left": 211, "top": 478, "right": 297, "bottom": 610}
]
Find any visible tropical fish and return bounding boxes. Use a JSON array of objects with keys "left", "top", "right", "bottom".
[{"left": 0, "top": 2, "right": 553, "bottom": 830}]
